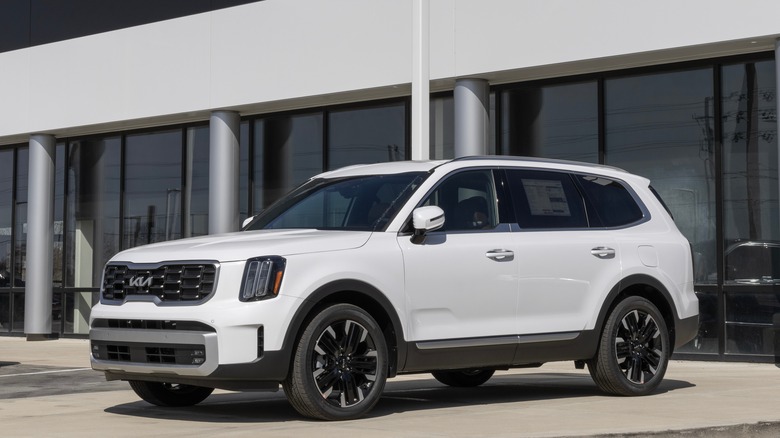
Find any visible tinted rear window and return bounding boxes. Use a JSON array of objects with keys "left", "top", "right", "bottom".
[{"left": 576, "top": 175, "right": 643, "bottom": 227}]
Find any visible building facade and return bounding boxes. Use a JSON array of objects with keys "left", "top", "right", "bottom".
[{"left": 1, "top": 0, "right": 779, "bottom": 362}]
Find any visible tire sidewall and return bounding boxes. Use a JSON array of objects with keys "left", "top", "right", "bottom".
[
  {"left": 599, "top": 297, "right": 670, "bottom": 395},
  {"left": 291, "top": 303, "right": 388, "bottom": 420}
]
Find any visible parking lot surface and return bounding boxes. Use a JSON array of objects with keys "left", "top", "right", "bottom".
[{"left": 1, "top": 337, "right": 780, "bottom": 437}]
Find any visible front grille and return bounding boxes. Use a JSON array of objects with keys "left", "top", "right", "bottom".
[
  {"left": 102, "top": 263, "right": 217, "bottom": 303},
  {"left": 92, "top": 341, "right": 206, "bottom": 366}
]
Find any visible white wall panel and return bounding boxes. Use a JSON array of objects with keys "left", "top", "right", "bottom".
[
  {"left": 1, "top": 0, "right": 779, "bottom": 142},
  {"left": 209, "top": 0, "right": 412, "bottom": 109},
  {"left": 430, "top": 0, "right": 780, "bottom": 82}
]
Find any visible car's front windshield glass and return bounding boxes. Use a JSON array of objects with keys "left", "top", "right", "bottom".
[{"left": 244, "top": 172, "right": 428, "bottom": 231}]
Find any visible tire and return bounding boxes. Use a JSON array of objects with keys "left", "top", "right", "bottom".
[
  {"left": 432, "top": 369, "right": 495, "bottom": 387},
  {"left": 283, "top": 303, "right": 388, "bottom": 420},
  {"left": 128, "top": 381, "right": 214, "bottom": 407},
  {"left": 587, "top": 296, "right": 670, "bottom": 396}
]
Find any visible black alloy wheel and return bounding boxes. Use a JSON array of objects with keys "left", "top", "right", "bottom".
[
  {"left": 588, "top": 296, "right": 669, "bottom": 396},
  {"left": 283, "top": 304, "right": 388, "bottom": 420}
]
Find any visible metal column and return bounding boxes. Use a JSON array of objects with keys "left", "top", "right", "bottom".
[
  {"left": 209, "top": 111, "right": 240, "bottom": 234},
  {"left": 24, "top": 134, "right": 56, "bottom": 340},
  {"left": 454, "top": 78, "right": 490, "bottom": 158},
  {"left": 411, "top": 0, "right": 430, "bottom": 161}
]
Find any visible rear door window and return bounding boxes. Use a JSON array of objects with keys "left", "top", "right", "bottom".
[{"left": 505, "top": 169, "right": 587, "bottom": 229}]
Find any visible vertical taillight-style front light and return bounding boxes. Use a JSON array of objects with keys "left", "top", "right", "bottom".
[{"left": 240, "top": 256, "right": 286, "bottom": 301}]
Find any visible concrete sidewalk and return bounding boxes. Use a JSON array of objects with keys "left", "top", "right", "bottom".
[{"left": 1, "top": 336, "right": 780, "bottom": 437}]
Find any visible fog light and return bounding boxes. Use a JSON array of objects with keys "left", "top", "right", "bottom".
[{"left": 192, "top": 357, "right": 205, "bottom": 365}]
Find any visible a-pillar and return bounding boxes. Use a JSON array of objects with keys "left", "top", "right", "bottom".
[
  {"left": 454, "top": 78, "right": 490, "bottom": 158},
  {"left": 24, "top": 134, "right": 56, "bottom": 340},
  {"left": 209, "top": 111, "right": 240, "bottom": 234}
]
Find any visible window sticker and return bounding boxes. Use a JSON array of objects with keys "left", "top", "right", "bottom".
[{"left": 522, "top": 179, "right": 571, "bottom": 216}]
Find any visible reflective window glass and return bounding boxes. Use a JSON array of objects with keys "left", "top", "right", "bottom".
[
  {"left": 422, "top": 170, "right": 499, "bottom": 232},
  {"left": 240, "top": 121, "right": 250, "bottom": 219},
  {"left": 0, "top": 149, "right": 12, "bottom": 288},
  {"left": 124, "top": 129, "right": 182, "bottom": 248},
  {"left": 328, "top": 102, "right": 406, "bottom": 170},
  {"left": 53, "top": 144, "right": 65, "bottom": 287},
  {"left": 430, "top": 96, "right": 454, "bottom": 159},
  {"left": 722, "top": 61, "right": 779, "bottom": 284},
  {"left": 725, "top": 291, "right": 780, "bottom": 356},
  {"left": 605, "top": 68, "right": 715, "bottom": 283},
  {"left": 576, "top": 174, "right": 643, "bottom": 227},
  {"left": 254, "top": 113, "right": 323, "bottom": 210},
  {"left": 501, "top": 82, "right": 598, "bottom": 163},
  {"left": 185, "top": 126, "right": 209, "bottom": 237},
  {"left": 506, "top": 170, "right": 587, "bottom": 229},
  {"left": 66, "top": 137, "right": 121, "bottom": 290},
  {"left": 14, "top": 148, "right": 28, "bottom": 286}
]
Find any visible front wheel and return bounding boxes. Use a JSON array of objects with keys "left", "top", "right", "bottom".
[
  {"left": 432, "top": 369, "right": 495, "bottom": 387},
  {"left": 128, "top": 381, "right": 214, "bottom": 407},
  {"left": 588, "top": 296, "right": 670, "bottom": 396},
  {"left": 283, "top": 304, "right": 388, "bottom": 420}
]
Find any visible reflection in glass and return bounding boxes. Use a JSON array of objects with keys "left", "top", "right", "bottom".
[
  {"left": 240, "top": 121, "right": 250, "bottom": 219},
  {"left": 53, "top": 144, "right": 65, "bottom": 287},
  {"left": 501, "top": 82, "right": 598, "bottom": 163},
  {"left": 328, "top": 102, "right": 406, "bottom": 170},
  {"left": 0, "top": 149, "right": 12, "bottom": 288},
  {"left": 14, "top": 148, "right": 28, "bottom": 286},
  {"left": 722, "top": 61, "right": 779, "bottom": 282},
  {"left": 605, "top": 69, "right": 716, "bottom": 283},
  {"left": 12, "top": 292, "right": 24, "bottom": 332},
  {"left": 185, "top": 126, "right": 209, "bottom": 237},
  {"left": 0, "top": 292, "right": 8, "bottom": 331},
  {"left": 676, "top": 290, "right": 719, "bottom": 354},
  {"left": 124, "top": 129, "right": 182, "bottom": 248},
  {"left": 66, "top": 137, "right": 121, "bottom": 334},
  {"left": 725, "top": 291, "right": 780, "bottom": 356},
  {"left": 254, "top": 113, "right": 323, "bottom": 210},
  {"left": 430, "top": 96, "right": 454, "bottom": 159}
]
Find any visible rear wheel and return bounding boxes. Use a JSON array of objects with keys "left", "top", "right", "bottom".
[
  {"left": 283, "top": 303, "right": 388, "bottom": 420},
  {"left": 128, "top": 381, "right": 214, "bottom": 407},
  {"left": 432, "top": 369, "right": 495, "bottom": 387},
  {"left": 588, "top": 296, "right": 669, "bottom": 396}
]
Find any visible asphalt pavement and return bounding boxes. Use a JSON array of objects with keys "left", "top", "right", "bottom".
[{"left": 1, "top": 337, "right": 780, "bottom": 437}]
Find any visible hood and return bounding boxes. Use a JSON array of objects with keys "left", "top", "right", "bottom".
[{"left": 109, "top": 229, "right": 373, "bottom": 264}]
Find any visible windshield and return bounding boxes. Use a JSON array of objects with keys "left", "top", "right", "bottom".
[{"left": 244, "top": 172, "right": 428, "bottom": 231}]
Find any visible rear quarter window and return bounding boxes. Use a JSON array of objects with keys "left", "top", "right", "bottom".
[{"left": 576, "top": 175, "right": 644, "bottom": 227}]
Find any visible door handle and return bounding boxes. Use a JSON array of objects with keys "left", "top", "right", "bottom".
[
  {"left": 591, "top": 247, "right": 616, "bottom": 259},
  {"left": 486, "top": 249, "right": 514, "bottom": 262}
]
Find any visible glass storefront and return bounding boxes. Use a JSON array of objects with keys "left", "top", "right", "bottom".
[
  {"left": 1, "top": 58, "right": 778, "bottom": 362},
  {"left": 501, "top": 81, "right": 599, "bottom": 163},
  {"left": 496, "top": 55, "right": 778, "bottom": 361}
]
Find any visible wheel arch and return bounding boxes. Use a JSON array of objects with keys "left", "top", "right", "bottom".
[
  {"left": 596, "top": 274, "right": 681, "bottom": 352},
  {"left": 281, "top": 279, "right": 406, "bottom": 378}
]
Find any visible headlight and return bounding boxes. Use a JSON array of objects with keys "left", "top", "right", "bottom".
[{"left": 240, "top": 256, "right": 286, "bottom": 301}]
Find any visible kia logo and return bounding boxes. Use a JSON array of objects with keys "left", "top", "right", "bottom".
[{"left": 128, "top": 275, "right": 153, "bottom": 288}]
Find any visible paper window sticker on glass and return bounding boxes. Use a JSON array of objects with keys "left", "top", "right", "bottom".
[{"left": 522, "top": 179, "right": 571, "bottom": 217}]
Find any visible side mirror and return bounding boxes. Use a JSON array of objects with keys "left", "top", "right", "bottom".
[
  {"left": 412, "top": 206, "right": 445, "bottom": 235},
  {"left": 241, "top": 215, "right": 256, "bottom": 229}
]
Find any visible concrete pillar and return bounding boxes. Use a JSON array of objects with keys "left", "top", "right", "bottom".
[
  {"left": 411, "top": 0, "right": 430, "bottom": 161},
  {"left": 24, "top": 134, "right": 56, "bottom": 340},
  {"left": 454, "top": 78, "right": 490, "bottom": 157},
  {"left": 209, "top": 111, "right": 240, "bottom": 234}
]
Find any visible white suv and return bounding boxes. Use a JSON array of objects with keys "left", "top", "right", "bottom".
[{"left": 90, "top": 156, "right": 699, "bottom": 420}]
